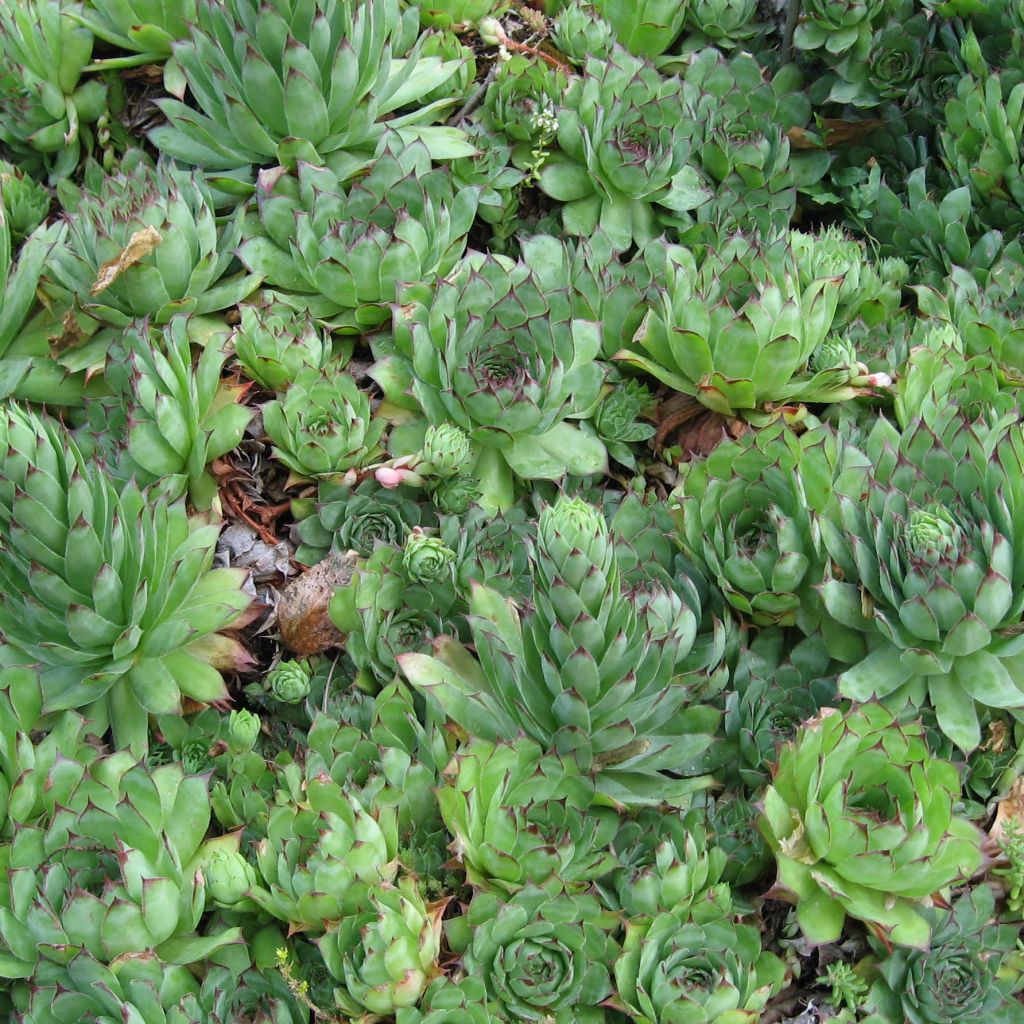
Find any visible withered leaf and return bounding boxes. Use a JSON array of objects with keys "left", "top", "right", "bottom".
[
  {"left": 90, "top": 225, "right": 162, "bottom": 295},
  {"left": 277, "top": 550, "right": 357, "bottom": 656}
]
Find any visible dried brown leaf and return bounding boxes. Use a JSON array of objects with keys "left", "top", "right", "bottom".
[
  {"left": 277, "top": 550, "right": 357, "bottom": 656},
  {"left": 90, "top": 225, "right": 162, "bottom": 295}
]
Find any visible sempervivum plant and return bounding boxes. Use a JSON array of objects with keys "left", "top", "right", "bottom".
[
  {"left": 790, "top": 225, "right": 907, "bottom": 327},
  {"left": 390, "top": 252, "right": 607, "bottom": 512},
  {"left": 451, "top": 887, "right": 619, "bottom": 1024},
  {"left": 619, "top": 232, "right": 844, "bottom": 420},
  {"left": 21, "top": 959, "right": 309, "bottom": 1024},
  {"left": 684, "top": 0, "right": 759, "bottom": 49},
  {"left": 715, "top": 631, "right": 836, "bottom": 790},
  {"left": 96, "top": 317, "right": 253, "bottom": 509},
  {"left": 759, "top": 704, "right": 983, "bottom": 946},
  {"left": 265, "top": 659, "right": 313, "bottom": 704},
  {"left": 602, "top": 811, "right": 732, "bottom": 920},
  {"left": 939, "top": 74, "right": 1024, "bottom": 231},
  {"left": 614, "top": 914, "right": 787, "bottom": 1024},
  {"left": 865, "top": 167, "right": 1018, "bottom": 288},
  {"left": 230, "top": 302, "right": 330, "bottom": 390},
  {"left": 692, "top": 125, "right": 797, "bottom": 242},
  {"left": 825, "top": 6, "right": 928, "bottom": 108},
  {"left": 400, "top": 497, "right": 720, "bottom": 806},
  {"left": 0, "top": 760, "right": 232, "bottom": 983},
  {"left": 0, "top": 669, "right": 102, "bottom": 837},
  {"left": 0, "top": 0, "right": 108, "bottom": 179},
  {"left": 671, "top": 421, "right": 865, "bottom": 630},
  {"left": 590, "top": 0, "right": 688, "bottom": 56},
  {"left": 395, "top": 976, "right": 497, "bottom": 1024},
  {"left": 239, "top": 139, "right": 479, "bottom": 329},
  {"left": 43, "top": 153, "right": 258, "bottom": 327},
  {"left": 71, "top": 0, "right": 194, "bottom": 64},
  {"left": 318, "top": 876, "right": 444, "bottom": 1015},
  {"left": 402, "top": 529, "right": 456, "bottom": 584},
  {"left": 479, "top": 53, "right": 566, "bottom": 163},
  {"left": 261, "top": 366, "right": 385, "bottom": 481},
  {"left": 295, "top": 478, "right": 432, "bottom": 564},
  {"left": 150, "top": 0, "right": 472, "bottom": 177},
  {"left": 328, "top": 544, "right": 452, "bottom": 691},
  {"left": 0, "top": 160, "right": 50, "bottom": 240},
  {"left": 821, "top": 402, "right": 1024, "bottom": 750},
  {"left": 865, "top": 885, "right": 1023, "bottom": 1023},
  {"left": 249, "top": 780, "right": 399, "bottom": 932},
  {"left": 0, "top": 405, "right": 253, "bottom": 753},
  {"left": 793, "top": 0, "right": 886, "bottom": 57},
  {"left": 0, "top": 213, "right": 80, "bottom": 408},
  {"left": 551, "top": 2, "right": 616, "bottom": 64},
  {"left": 519, "top": 231, "right": 668, "bottom": 360},
  {"left": 538, "top": 50, "right": 706, "bottom": 252},
  {"left": 437, "top": 737, "right": 619, "bottom": 895}
]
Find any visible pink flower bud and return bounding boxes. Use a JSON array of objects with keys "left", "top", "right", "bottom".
[{"left": 375, "top": 466, "right": 404, "bottom": 488}]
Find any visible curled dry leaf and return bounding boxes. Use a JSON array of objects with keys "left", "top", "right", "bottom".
[
  {"left": 277, "top": 549, "right": 358, "bottom": 655},
  {"left": 990, "top": 776, "right": 1024, "bottom": 845},
  {"left": 90, "top": 225, "right": 162, "bottom": 295}
]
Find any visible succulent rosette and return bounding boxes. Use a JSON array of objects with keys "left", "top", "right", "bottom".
[
  {"left": 265, "top": 659, "right": 313, "bottom": 704},
  {"left": 0, "top": 209, "right": 76, "bottom": 409},
  {"left": 0, "top": 0, "right": 108, "bottom": 179},
  {"left": 72, "top": 0, "right": 194, "bottom": 62},
  {"left": 519, "top": 231, "right": 668, "bottom": 360},
  {"left": 454, "top": 887, "right": 619, "bottom": 1024},
  {"left": 614, "top": 914, "right": 787, "bottom": 1024},
  {"left": 419, "top": 423, "right": 473, "bottom": 478},
  {"left": 0, "top": 761, "right": 235, "bottom": 985},
  {"left": 619, "top": 232, "right": 843, "bottom": 420},
  {"left": 402, "top": 529, "right": 456, "bottom": 583},
  {"left": 318, "top": 876, "right": 444, "bottom": 1015},
  {"left": 603, "top": 815, "right": 732, "bottom": 920},
  {"left": 671, "top": 421, "right": 863, "bottom": 629},
  {"left": 227, "top": 708, "right": 261, "bottom": 754},
  {"left": 262, "top": 366, "right": 385, "bottom": 480},
  {"left": 250, "top": 781, "right": 399, "bottom": 931},
  {"left": 97, "top": 317, "right": 253, "bottom": 509},
  {"left": 820, "top": 402, "right": 1024, "bottom": 750},
  {"left": 397, "top": 252, "right": 607, "bottom": 511},
  {"left": 0, "top": 161, "right": 50, "bottom": 240},
  {"left": 400, "top": 497, "right": 720, "bottom": 806},
  {"left": 438, "top": 737, "right": 619, "bottom": 894},
  {"left": 203, "top": 844, "right": 260, "bottom": 910},
  {"left": 295, "top": 479, "right": 431, "bottom": 564},
  {"left": 715, "top": 631, "right": 836, "bottom": 790},
  {"left": 827, "top": 8, "right": 928, "bottom": 108},
  {"left": 552, "top": 2, "right": 616, "bottom": 64},
  {"left": 329, "top": 545, "right": 453, "bottom": 690},
  {"left": 865, "top": 885, "right": 1022, "bottom": 1023},
  {"left": 150, "top": 0, "right": 472, "bottom": 177},
  {"left": 538, "top": 50, "right": 708, "bottom": 251},
  {"left": 0, "top": 405, "right": 252, "bottom": 753},
  {"left": 590, "top": 0, "right": 688, "bottom": 57},
  {"left": 684, "top": 0, "right": 759, "bottom": 49},
  {"left": 692, "top": 125, "right": 798, "bottom": 241},
  {"left": 231, "top": 302, "right": 330, "bottom": 390},
  {"left": 44, "top": 153, "right": 258, "bottom": 327},
  {"left": 790, "top": 225, "right": 907, "bottom": 327},
  {"left": 396, "top": 976, "right": 499, "bottom": 1024},
  {"left": 239, "top": 138, "right": 479, "bottom": 329},
  {"left": 793, "top": 0, "right": 886, "bottom": 56},
  {"left": 939, "top": 73, "right": 1024, "bottom": 232},
  {"left": 759, "top": 704, "right": 983, "bottom": 946}
]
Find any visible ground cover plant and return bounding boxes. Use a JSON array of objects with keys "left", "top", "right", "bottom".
[{"left": 3, "top": 0, "right": 1024, "bottom": 1021}]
